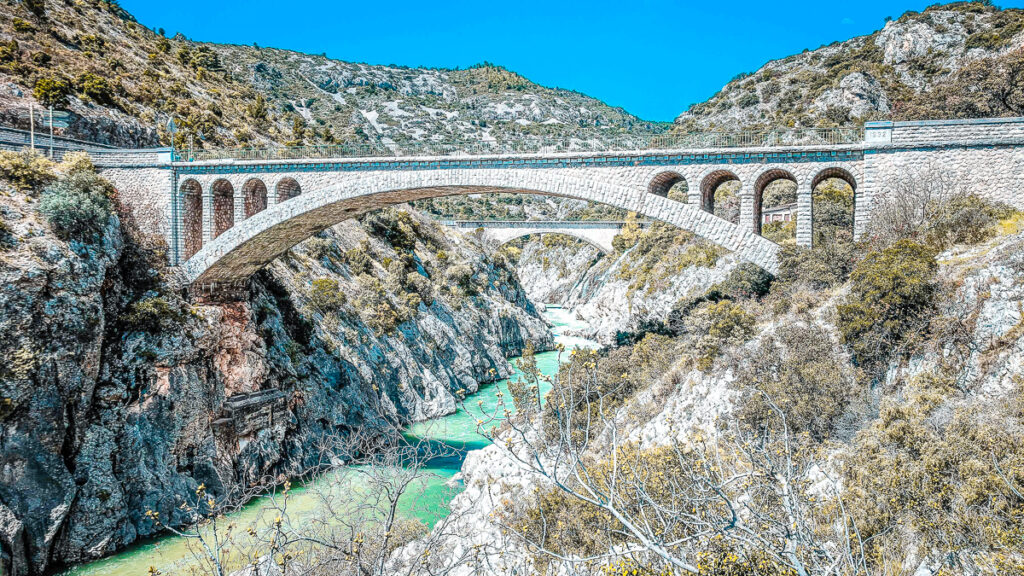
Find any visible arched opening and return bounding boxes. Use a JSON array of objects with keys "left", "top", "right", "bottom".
[
  {"left": 180, "top": 179, "right": 203, "bottom": 260},
  {"left": 754, "top": 169, "right": 798, "bottom": 239},
  {"left": 212, "top": 179, "right": 235, "bottom": 239},
  {"left": 277, "top": 178, "right": 302, "bottom": 203},
  {"left": 242, "top": 178, "right": 268, "bottom": 218},
  {"left": 700, "top": 170, "right": 741, "bottom": 223},
  {"left": 648, "top": 171, "right": 689, "bottom": 201},
  {"left": 811, "top": 167, "right": 857, "bottom": 245},
  {"left": 187, "top": 181, "right": 782, "bottom": 286}
]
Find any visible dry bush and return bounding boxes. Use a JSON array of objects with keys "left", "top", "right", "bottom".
[{"left": 738, "top": 324, "right": 861, "bottom": 441}]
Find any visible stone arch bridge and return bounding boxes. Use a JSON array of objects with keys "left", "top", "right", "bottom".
[
  {"left": 93, "top": 117, "right": 1024, "bottom": 288},
  {"left": 441, "top": 220, "right": 652, "bottom": 253}
]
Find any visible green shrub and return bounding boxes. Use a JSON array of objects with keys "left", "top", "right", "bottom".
[
  {"left": 12, "top": 19, "right": 35, "bottom": 33},
  {"left": 0, "top": 40, "right": 19, "bottom": 64},
  {"left": 676, "top": 241, "right": 725, "bottom": 268},
  {"left": 686, "top": 300, "right": 756, "bottom": 371},
  {"left": 0, "top": 150, "right": 56, "bottom": 191},
  {"left": 710, "top": 263, "right": 774, "bottom": 300},
  {"left": 123, "top": 296, "right": 181, "bottom": 332},
  {"left": 76, "top": 72, "right": 115, "bottom": 105},
  {"left": 345, "top": 243, "right": 373, "bottom": 274},
  {"left": 611, "top": 212, "right": 643, "bottom": 252},
  {"left": 308, "top": 278, "right": 346, "bottom": 314},
  {"left": 57, "top": 151, "right": 94, "bottom": 175},
  {"left": 33, "top": 76, "right": 72, "bottom": 108},
  {"left": 761, "top": 220, "right": 795, "bottom": 242},
  {"left": 364, "top": 208, "right": 418, "bottom": 251},
  {"left": 355, "top": 275, "right": 403, "bottom": 335},
  {"left": 836, "top": 240, "right": 937, "bottom": 376},
  {"left": 773, "top": 241, "right": 856, "bottom": 291},
  {"left": 404, "top": 272, "right": 434, "bottom": 306},
  {"left": 842, "top": 374, "right": 1024, "bottom": 570},
  {"left": 924, "top": 194, "right": 1016, "bottom": 250},
  {"left": 445, "top": 263, "right": 477, "bottom": 294},
  {"left": 738, "top": 324, "right": 858, "bottom": 440},
  {"left": 39, "top": 172, "right": 114, "bottom": 242},
  {"left": 78, "top": 34, "right": 106, "bottom": 54}
]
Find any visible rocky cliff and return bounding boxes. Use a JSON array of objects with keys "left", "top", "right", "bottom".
[
  {"left": 676, "top": 3, "right": 1024, "bottom": 130},
  {"left": 0, "top": 165, "right": 549, "bottom": 574},
  {"left": 511, "top": 224, "right": 737, "bottom": 344}
]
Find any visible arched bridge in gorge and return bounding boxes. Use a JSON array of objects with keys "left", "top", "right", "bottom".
[
  {"left": 440, "top": 220, "right": 654, "bottom": 253},
  {"left": 91, "top": 117, "right": 1024, "bottom": 288}
]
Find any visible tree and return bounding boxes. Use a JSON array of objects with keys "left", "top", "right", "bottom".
[
  {"left": 464, "top": 349, "right": 867, "bottom": 576},
  {"left": 612, "top": 212, "right": 643, "bottom": 252},
  {"left": 33, "top": 76, "right": 72, "bottom": 108},
  {"left": 836, "top": 239, "right": 937, "bottom": 376}
]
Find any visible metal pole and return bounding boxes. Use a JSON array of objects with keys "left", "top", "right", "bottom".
[
  {"left": 48, "top": 106, "right": 54, "bottom": 159},
  {"left": 29, "top": 103, "right": 35, "bottom": 152}
]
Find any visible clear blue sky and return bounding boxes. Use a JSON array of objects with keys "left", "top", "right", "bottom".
[{"left": 119, "top": 1, "right": 1024, "bottom": 122}]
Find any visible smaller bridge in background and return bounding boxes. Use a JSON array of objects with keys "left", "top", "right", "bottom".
[{"left": 440, "top": 220, "right": 653, "bottom": 253}]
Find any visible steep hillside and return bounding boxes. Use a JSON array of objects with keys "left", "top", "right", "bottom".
[
  {"left": 0, "top": 0, "right": 661, "bottom": 148},
  {"left": 676, "top": 2, "right": 1024, "bottom": 131},
  {"left": 395, "top": 190, "right": 1024, "bottom": 576}
]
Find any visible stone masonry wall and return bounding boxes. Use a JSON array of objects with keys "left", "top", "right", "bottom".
[
  {"left": 859, "top": 145, "right": 1024, "bottom": 238},
  {"left": 98, "top": 166, "right": 174, "bottom": 239}
]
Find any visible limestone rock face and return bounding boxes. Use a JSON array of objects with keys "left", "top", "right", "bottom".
[
  {"left": 514, "top": 234, "right": 737, "bottom": 344},
  {"left": 0, "top": 185, "right": 547, "bottom": 574},
  {"left": 513, "top": 239, "right": 603, "bottom": 305},
  {"left": 813, "top": 72, "right": 890, "bottom": 119}
]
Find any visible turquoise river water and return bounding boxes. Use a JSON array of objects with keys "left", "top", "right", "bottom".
[{"left": 56, "top": 307, "right": 598, "bottom": 576}]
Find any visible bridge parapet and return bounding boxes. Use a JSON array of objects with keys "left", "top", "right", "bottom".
[{"left": 183, "top": 127, "right": 865, "bottom": 162}]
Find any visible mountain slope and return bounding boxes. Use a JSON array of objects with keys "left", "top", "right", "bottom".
[
  {"left": 675, "top": 2, "right": 1024, "bottom": 131},
  {"left": 0, "top": 0, "right": 662, "bottom": 148}
]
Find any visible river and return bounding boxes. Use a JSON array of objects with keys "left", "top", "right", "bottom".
[{"left": 57, "top": 307, "right": 598, "bottom": 576}]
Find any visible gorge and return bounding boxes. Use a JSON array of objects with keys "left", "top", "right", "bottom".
[{"left": 3, "top": 1, "right": 1024, "bottom": 575}]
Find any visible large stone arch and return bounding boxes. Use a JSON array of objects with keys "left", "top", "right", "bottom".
[
  {"left": 181, "top": 170, "right": 781, "bottom": 285},
  {"left": 276, "top": 177, "right": 302, "bottom": 203},
  {"left": 700, "top": 170, "right": 740, "bottom": 214},
  {"left": 179, "top": 178, "right": 203, "bottom": 260},
  {"left": 810, "top": 166, "right": 858, "bottom": 243},
  {"left": 647, "top": 171, "right": 688, "bottom": 199}
]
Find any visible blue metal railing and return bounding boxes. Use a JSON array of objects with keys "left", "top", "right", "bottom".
[{"left": 184, "top": 127, "right": 865, "bottom": 162}]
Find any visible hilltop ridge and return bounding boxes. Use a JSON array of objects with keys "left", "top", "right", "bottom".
[
  {"left": 0, "top": 0, "right": 661, "bottom": 148},
  {"left": 676, "top": 2, "right": 1024, "bottom": 131}
]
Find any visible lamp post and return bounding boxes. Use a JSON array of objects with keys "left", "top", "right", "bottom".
[{"left": 166, "top": 117, "right": 178, "bottom": 160}]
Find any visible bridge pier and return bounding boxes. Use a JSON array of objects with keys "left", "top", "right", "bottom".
[
  {"left": 737, "top": 185, "right": 756, "bottom": 236},
  {"left": 202, "top": 186, "right": 214, "bottom": 245},
  {"left": 796, "top": 182, "right": 813, "bottom": 248}
]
